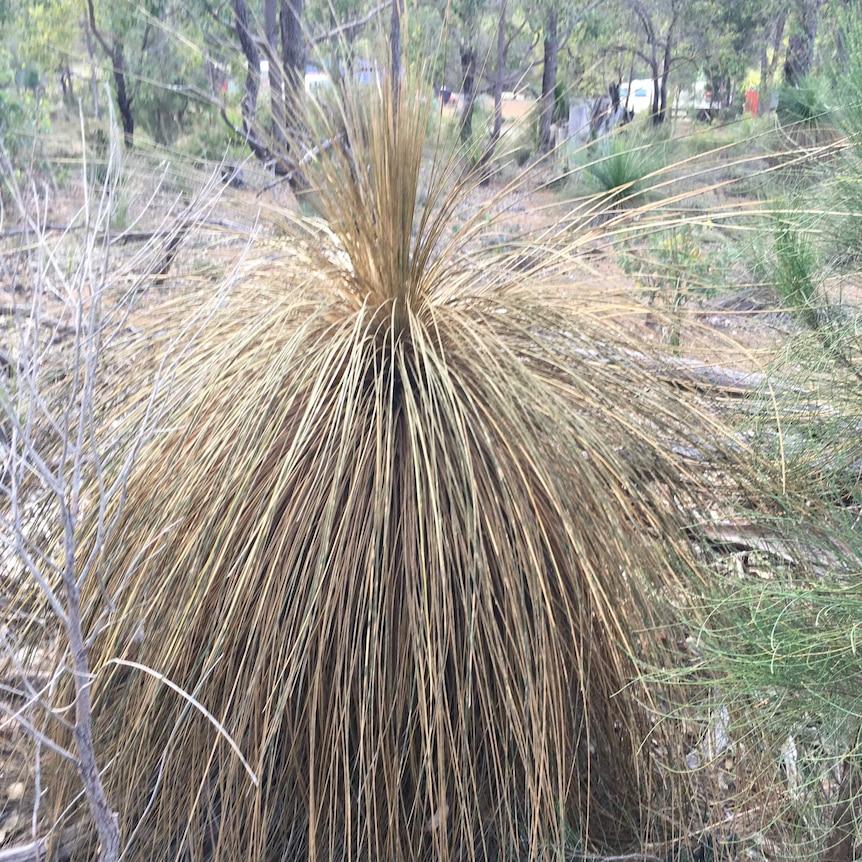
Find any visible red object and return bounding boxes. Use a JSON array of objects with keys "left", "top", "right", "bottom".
[{"left": 744, "top": 89, "right": 759, "bottom": 117}]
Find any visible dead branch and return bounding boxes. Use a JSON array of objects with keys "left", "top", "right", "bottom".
[
  {"left": 219, "top": 106, "right": 292, "bottom": 176},
  {"left": 0, "top": 306, "right": 77, "bottom": 335},
  {"left": 1, "top": 218, "right": 234, "bottom": 248},
  {"left": 0, "top": 224, "right": 72, "bottom": 239},
  {"left": 569, "top": 341, "right": 802, "bottom": 396},
  {"left": 0, "top": 840, "right": 46, "bottom": 862},
  {"left": 569, "top": 853, "right": 665, "bottom": 862},
  {"left": 1, "top": 117, "right": 131, "bottom": 862},
  {"left": 257, "top": 134, "right": 344, "bottom": 195},
  {"left": 696, "top": 520, "right": 858, "bottom": 573},
  {"left": 0, "top": 827, "right": 81, "bottom": 861},
  {"left": 310, "top": 1, "right": 392, "bottom": 45}
]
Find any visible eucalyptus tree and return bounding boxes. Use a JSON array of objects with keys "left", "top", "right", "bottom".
[
  {"left": 84, "top": 0, "right": 216, "bottom": 148},
  {"left": 537, "top": 4, "right": 558, "bottom": 152},
  {"left": 622, "top": 0, "right": 688, "bottom": 123},
  {"left": 785, "top": 0, "right": 825, "bottom": 85},
  {"left": 758, "top": 5, "right": 786, "bottom": 115},
  {"left": 85, "top": 0, "right": 155, "bottom": 147},
  {"left": 442, "top": 0, "right": 491, "bottom": 143},
  {"left": 225, "top": 0, "right": 305, "bottom": 170},
  {"left": 14, "top": 0, "right": 78, "bottom": 99},
  {"left": 687, "top": 0, "right": 774, "bottom": 109},
  {"left": 536, "top": 0, "right": 601, "bottom": 153}
]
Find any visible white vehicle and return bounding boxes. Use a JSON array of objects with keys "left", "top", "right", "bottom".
[{"left": 619, "top": 79, "right": 655, "bottom": 115}]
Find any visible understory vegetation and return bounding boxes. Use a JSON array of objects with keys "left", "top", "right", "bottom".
[{"left": 2, "top": 17, "right": 862, "bottom": 862}]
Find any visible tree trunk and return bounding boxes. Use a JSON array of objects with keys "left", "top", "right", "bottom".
[
  {"left": 657, "top": 61, "right": 670, "bottom": 123},
  {"left": 538, "top": 7, "right": 558, "bottom": 154},
  {"left": 785, "top": 0, "right": 824, "bottom": 86},
  {"left": 459, "top": 45, "right": 476, "bottom": 143},
  {"left": 491, "top": 0, "right": 506, "bottom": 144},
  {"left": 758, "top": 12, "right": 786, "bottom": 115},
  {"left": 648, "top": 53, "right": 660, "bottom": 120},
  {"left": 232, "top": 0, "right": 260, "bottom": 135},
  {"left": 657, "top": 74, "right": 668, "bottom": 122},
  {"left": 59, "top": 66, "right": 73, "bottom": 99},
  {"left": 265, "top": 0, "right": 286, "bottom": 147},
  {"left": 85, "top": 0, "right": 135, "bottom": 145},
  {"left": 280, "top": 0, "right": 304, "bottom": 101},
  {"left": 83, "top": 18, "right": 100, "bottom": 119},
  {"left": 655, "top": 15, "right": 675, "bottom": 124},
  {"left": 478, "top": 0, "right": 507, "bottom": 179},
  {"left": 389, "top": 0, "right": 402, "bottom": 109},
  {"left": 112, "top": 45, "right": 134, "bottom": 149}
]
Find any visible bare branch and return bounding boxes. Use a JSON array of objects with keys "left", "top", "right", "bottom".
[
  {"left": 310, "top": 1, "right": 392, "bottom": 45},
  {"left": 0, "top": 701, "right": 78, "bottom": 764},
  {"left": 0, "top": 306, "right": 77, "bottom": 335},
  {"left": 85, "top": 0, "right": 114, "bottom": 62}
]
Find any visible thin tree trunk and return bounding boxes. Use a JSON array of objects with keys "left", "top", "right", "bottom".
[
  {"left": 85, "top": 0, "right": 134, "bottom": 146},
  {"left": 280, "top": 0, "right": 304, "bottom": 103},
  {"left": 758, "top": 13, "right": 786, "bottom": 115},
  {"left": 112, "top": 45, "right": 134, "bottom": 148},
  {"left": 491, "top": 0, "right": 506, "bottom": 144},
  {"left": 649, "top": 54, "right": 660, "bottom": 120},
  {"left": 478, "top": 0, "right": 507, "bottom": 179},
  {"left": 785, "top": 0, "right": 824, "bottom": 86},
  {"left": 265, "top": 0, "right": 286, "bottom": 147},
  {"left": 82, "top": 17, "right": 100, "bottom": 119},
  {"left": 232, "top": 0, "right": 260, "bottom": 135},
  {"left": 657, "top": 62, "right": 669, "bottom": 123},
  {"left": 538, "top": 7, "right": 558, "bottom": 154},
  {"left": 655, "top": 14, "right": 676, "bottom": 124},
  {"left": 459, "top": 45, "right": 476, "bottom": 143},
  {"left": 389, "top": 0, "right": 402, "bottom": 110},
  {"left": 66, "top": 557, "right": 121, "bottom": 861}
]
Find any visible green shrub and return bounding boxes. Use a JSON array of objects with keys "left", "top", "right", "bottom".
[
  {"left": 773, "top": 215, "right": 821, "bottom": 328},
  {"left": 580, "top": 132, "right": 665, "bottom": 209},
  {"left": 777, "top": 76, "right": 836, "bottom": 145},
  {"left": 175, "top": 108, "right": 245, "bottom": 162}
]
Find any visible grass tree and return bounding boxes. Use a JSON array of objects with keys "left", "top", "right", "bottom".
[{"left": 22, "top": 78, "right": 768, "bottom": 861}]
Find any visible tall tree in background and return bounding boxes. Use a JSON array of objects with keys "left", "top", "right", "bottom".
[
  {"left": 691, "top": 0, "right": 773, "bottom": 110},
  {"left": 459, "top": 42, "right": 477, "bottom": 142},
  {"left": 477, "top": 0, "right": 509, "bottom": 172},
  {"left": 785, "top": 0, "right": 825, "bottom": 85},
  {"left": 758, "top": 7, "right": 786, "bottom": 115},
  {"left": 230, "top": 0, "right": 260, "bottom": 144},
  {"left": 280, "top": 0, "right": 304, "bottom": 97},
  {"left": 626, "top": 0, "right": 683, "bottom": 124},
  {"left": 16, "top": 0, "right": 77, "bottom": 100},
  {"left": 85, "top": 0, "right": 151, "bottom": 147},
  {"left": 226, "top": 0, "right": 304, "bottom": 172},
  {"left": 537, "top": 6, "right": 557, "bottom": 153},
  {"left": 450, "top": 0, "right": 484, "bottom": 144},
  {"left": 265, "top": 0, "right": 287, "bottom": 147}
]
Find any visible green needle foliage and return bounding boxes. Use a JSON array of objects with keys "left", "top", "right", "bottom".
[
  {"left": 35, "top": 78, "right": 765, "bottom": 861},
  {"left": 673, "top": 567, "right": 862, "bottom": 859},
  {"left": 580, "top": 133, "right": 665, "bottom": 211},
  {"left": 773, "top": 214, "right": 822, "bottom": 331}
]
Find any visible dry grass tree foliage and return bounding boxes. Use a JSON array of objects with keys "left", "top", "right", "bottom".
[{"left": 40, "top": 81, "right": 744, "bottom": 860}]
